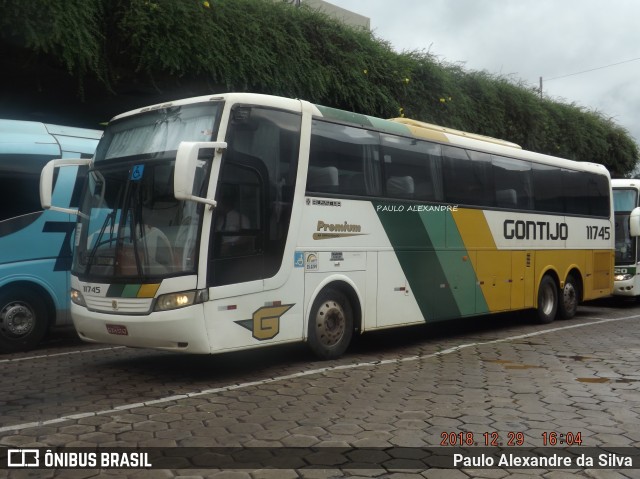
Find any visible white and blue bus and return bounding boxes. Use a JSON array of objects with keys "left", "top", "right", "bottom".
[{"left": 0, "top": 120, "right": 102, "bottom": 352}]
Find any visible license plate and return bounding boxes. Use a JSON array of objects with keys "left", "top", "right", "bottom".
[{"left": 106, "top": 324, "right": 128, "bottom": 336}]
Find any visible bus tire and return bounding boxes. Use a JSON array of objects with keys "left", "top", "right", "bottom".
[
  {"left": 0, "top": 287, "right": 49, "bottom": 353},
  {"left": 307, "top": 287, "right": 353, "bottom": 360},
  {"left": 536, "top": 275, "right": 558, "bottom": 324},
  {"left": 558, "top": 274, "right": 579, "bottom": 319}
]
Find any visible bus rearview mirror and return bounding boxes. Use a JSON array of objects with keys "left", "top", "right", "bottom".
[
  {"left": 40, "top": 158, "right": 92, "bottom": 215},
  {"left": 630, "top": 207, "right": 640, "bottom": 237},
  {"left": 174, "top": 141, "right": 226, "bottom": 207}
]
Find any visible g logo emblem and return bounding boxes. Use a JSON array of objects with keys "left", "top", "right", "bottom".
[{"left": 235, "top": 304, "right": 294, "bottom": 340}]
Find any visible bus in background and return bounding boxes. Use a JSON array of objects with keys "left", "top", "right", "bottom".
[
  {"left": 0, "top": 120, "right": 102, "bottom": 352},
  {"left": 40, "top": 93, "right": 613, "bottom": 359},
  {"left": 612, "top": 178, "right": 640, "bottom": 297}
]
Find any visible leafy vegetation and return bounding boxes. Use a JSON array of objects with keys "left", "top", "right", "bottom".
[{"left": 0, "top": 0, "right": 637, "bottom": 174}]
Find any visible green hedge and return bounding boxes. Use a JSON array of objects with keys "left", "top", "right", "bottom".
[{"left": 1, "top": 0, "right": 636, "bottom": 174}]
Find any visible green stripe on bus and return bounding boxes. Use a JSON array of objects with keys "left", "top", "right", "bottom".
[
  {"left": 315, "top": 105, "right": 412, "bottom": 136},
  {"left": 106, "top": 284, "right": 125, "bottom": 297},
  {"left": 367, "top": 116, "right": 413, "bottom": 136},
  {"left": 122, "top": 284, "right": 141, "bottom": 298},
  {"left": 373, "top": 202, "right": 462, "bottom": 321},
  {"left": 418, "top": 211, "right": 489, "bottom": 316},
  {"left": 106, "top": 284, "right": 141, "bottom": 298},
  {"left": 315, "top": 105, "right": 374, "bottom": 127}
]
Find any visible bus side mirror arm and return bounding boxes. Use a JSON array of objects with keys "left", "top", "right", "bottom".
[
  {"left": 174, "top": 141, "right": 227, "bottom": 208},
  {"left": 40, "top": 158, "right": 92, "bottom": 215},
  {"left": 630, "top": 207, "right": 640, "bottom": 237}
]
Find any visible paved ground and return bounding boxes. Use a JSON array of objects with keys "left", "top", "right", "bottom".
[{"left": 2, "top": 299, "right": 640, "bottom": 478}]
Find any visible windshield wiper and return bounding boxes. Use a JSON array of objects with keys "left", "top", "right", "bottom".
[{"left": 85, "top": 210, "right": 117, "bottom": 275}]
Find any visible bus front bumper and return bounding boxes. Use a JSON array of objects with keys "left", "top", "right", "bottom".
[
  {"left": 71, "top": 303, "right": 211, "bottom": 353},
  {"left": 613, "top": 277, "right": 638, "bottom": 297}
]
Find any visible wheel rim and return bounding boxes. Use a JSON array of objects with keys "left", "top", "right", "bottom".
[
  {"left": 314, "top": 300, "right": 346, "bottom": 348},
  {"left": 563, "top": 283, "right": 577, "bottom": 313},
  {"left": 540, "top": 283, "right": 555, "bottom": 316},
  {"left": 0, "top": 301, "right": 35, "bottom": 338}
]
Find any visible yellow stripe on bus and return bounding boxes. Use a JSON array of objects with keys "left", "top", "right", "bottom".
[
  {"left": 451, "top": 207, "right": 612, "bottom": 309},
  {"left": 451, "top": 209, "right": 496, "bottom": 250},
  {"left": 137, "top": 283, "right": 161, "bottom": 298}
]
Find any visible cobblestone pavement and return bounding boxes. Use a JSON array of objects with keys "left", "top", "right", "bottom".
[{"left": 2, "top": 300, "right": 640, "bottom": 478}]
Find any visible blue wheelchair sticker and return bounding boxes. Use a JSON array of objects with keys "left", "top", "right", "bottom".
[
  {"left": 294, "top": 251, "right": 304, "bottom": 268},
  {"left": 130, "top": 164, "right": 145, "bottom": 181}
]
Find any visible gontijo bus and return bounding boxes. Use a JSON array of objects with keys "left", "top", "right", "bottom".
[
  {"left": 0, "top": 119, "right": 101, "bottom": 352},
  {"left": 612, "top": 178, "right": 640, "bottom": 296},
  {"left": 40, "top": 93, "right": 613, "bottom": 359}
]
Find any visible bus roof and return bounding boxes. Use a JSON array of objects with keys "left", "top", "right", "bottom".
[
  {"left": 612, "top": 178, "right": 640, "bottom": 188},
  {"left": 389, "top": 117, "right": 522, "bottom": 149},
  {"left": 0, "top": 119, "right": 102, "bottom": 156},
  {"left": 43, "top": 123, "right": 102, "bottom": 156},
  {"left": 104, "top": 93, "right": 610, "bottom": 178}
]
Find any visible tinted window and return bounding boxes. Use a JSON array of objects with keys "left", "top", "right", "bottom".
[
  {"left": 586, "top": 172, "right": 610, "bottom": 217},
  {"left": 562, "top": 169, "right": 590, "bottom": 215},
  {"left": 308, "top": 120, "right": 381, "bottom": 196},
  {"left": 492, "top": 156, "right": 533, "bottom": 210},
  {"left": 381, "top": 134, "right": 443, "bottom": 201},
  {"left": 442, "top": 146, "right": 493, "bottom": 206},
  {"left": 209, "top": 107, "right": 301, "bottom": 287},
  {"left": 532, "top": 163, "right": 564, "bottom": 213},
  {"left": 0, "top": 154, "right": 55, "bottom": 221}
]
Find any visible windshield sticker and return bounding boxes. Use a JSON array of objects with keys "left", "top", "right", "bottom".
[
  {"left": 305, "top": 253, "right": 318, "bottom": 271},
  {"left": 130, "top": 164, "right": 145, "bottom": 181}
]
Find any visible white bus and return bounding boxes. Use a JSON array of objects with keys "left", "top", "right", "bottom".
[
  {"left": 40, "top": 93, "right": 613, "bottom": 359},
  {"left": 612, "top": 178, "right": 640, "bottom": 297}
]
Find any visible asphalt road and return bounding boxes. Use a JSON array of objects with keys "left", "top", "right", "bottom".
[{"left": 2, "top": 298, "right": 640, "bottom": 478}]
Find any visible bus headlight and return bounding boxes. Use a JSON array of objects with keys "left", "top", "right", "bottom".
[
  {"left": 154, "top": 289, "right": 208, "bottom": 311},
  {"left": 70, "top": 288, "right": 86, "bottom": 307},
  {"left": 615, "top": 274, "right": 633, "bottom": 281}
]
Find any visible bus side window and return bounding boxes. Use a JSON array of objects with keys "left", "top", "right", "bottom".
[
  {"left": 308, "top": 120, "right": 380, "bottom": 197},
  {"left": 532, "top": 163, "right": 564, "bottom": 214},
  {"left": 208, "top": 106, "right": 301, "bottom": 287},
  {"left": 587, "top": 172, "right": 610, "bottom": 217},
  {"left": 492, "top": 155, "right": 533, "bottom": 210},
  {"left": 442, "top": 146, "right": 493, "bottom": 207},
  {"left": 307, "top": 166, "right": 339, "bottom": 193},
  {"left": 563, "top": 168, "right": 590, "bottom": 215},
  {"left": 213, "top": 165, "right": 262, "bottom": 258},
  {"left": 380, "top": 134, "right": 443, "bottom": 201},
  {"left": 0, "top": 153, "right": 56, "bottom": 222}
]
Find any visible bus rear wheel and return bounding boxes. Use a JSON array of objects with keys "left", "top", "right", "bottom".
[
  {"left": 0, "top": 287, "right": 49, "bottom": 352},
  {"left": 558, "top": 274, "right": 579, "bottom": 319},
  {"left": 308, "top": 287, "right": 353, "bottom": 360},
  {"left": 536, "top": 275, "right": 558, "bottom": 324}
]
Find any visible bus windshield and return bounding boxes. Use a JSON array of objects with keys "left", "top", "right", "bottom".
[
  {"left": 72, "top": 102, "right": 221, "bottom": 280},
  {"left": 613, "top": 188, "right": 638, "bottom": 265}
]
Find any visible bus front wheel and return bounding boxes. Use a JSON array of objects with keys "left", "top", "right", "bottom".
[
  {"left": 536, "top": 275, "right": 558, "bottom": 324},
  {"left": 308, "top": 287, "right": 354, "bottom": 360},
  {"left": 0, "top": 287, "right": 49, "bottom": 353}
]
